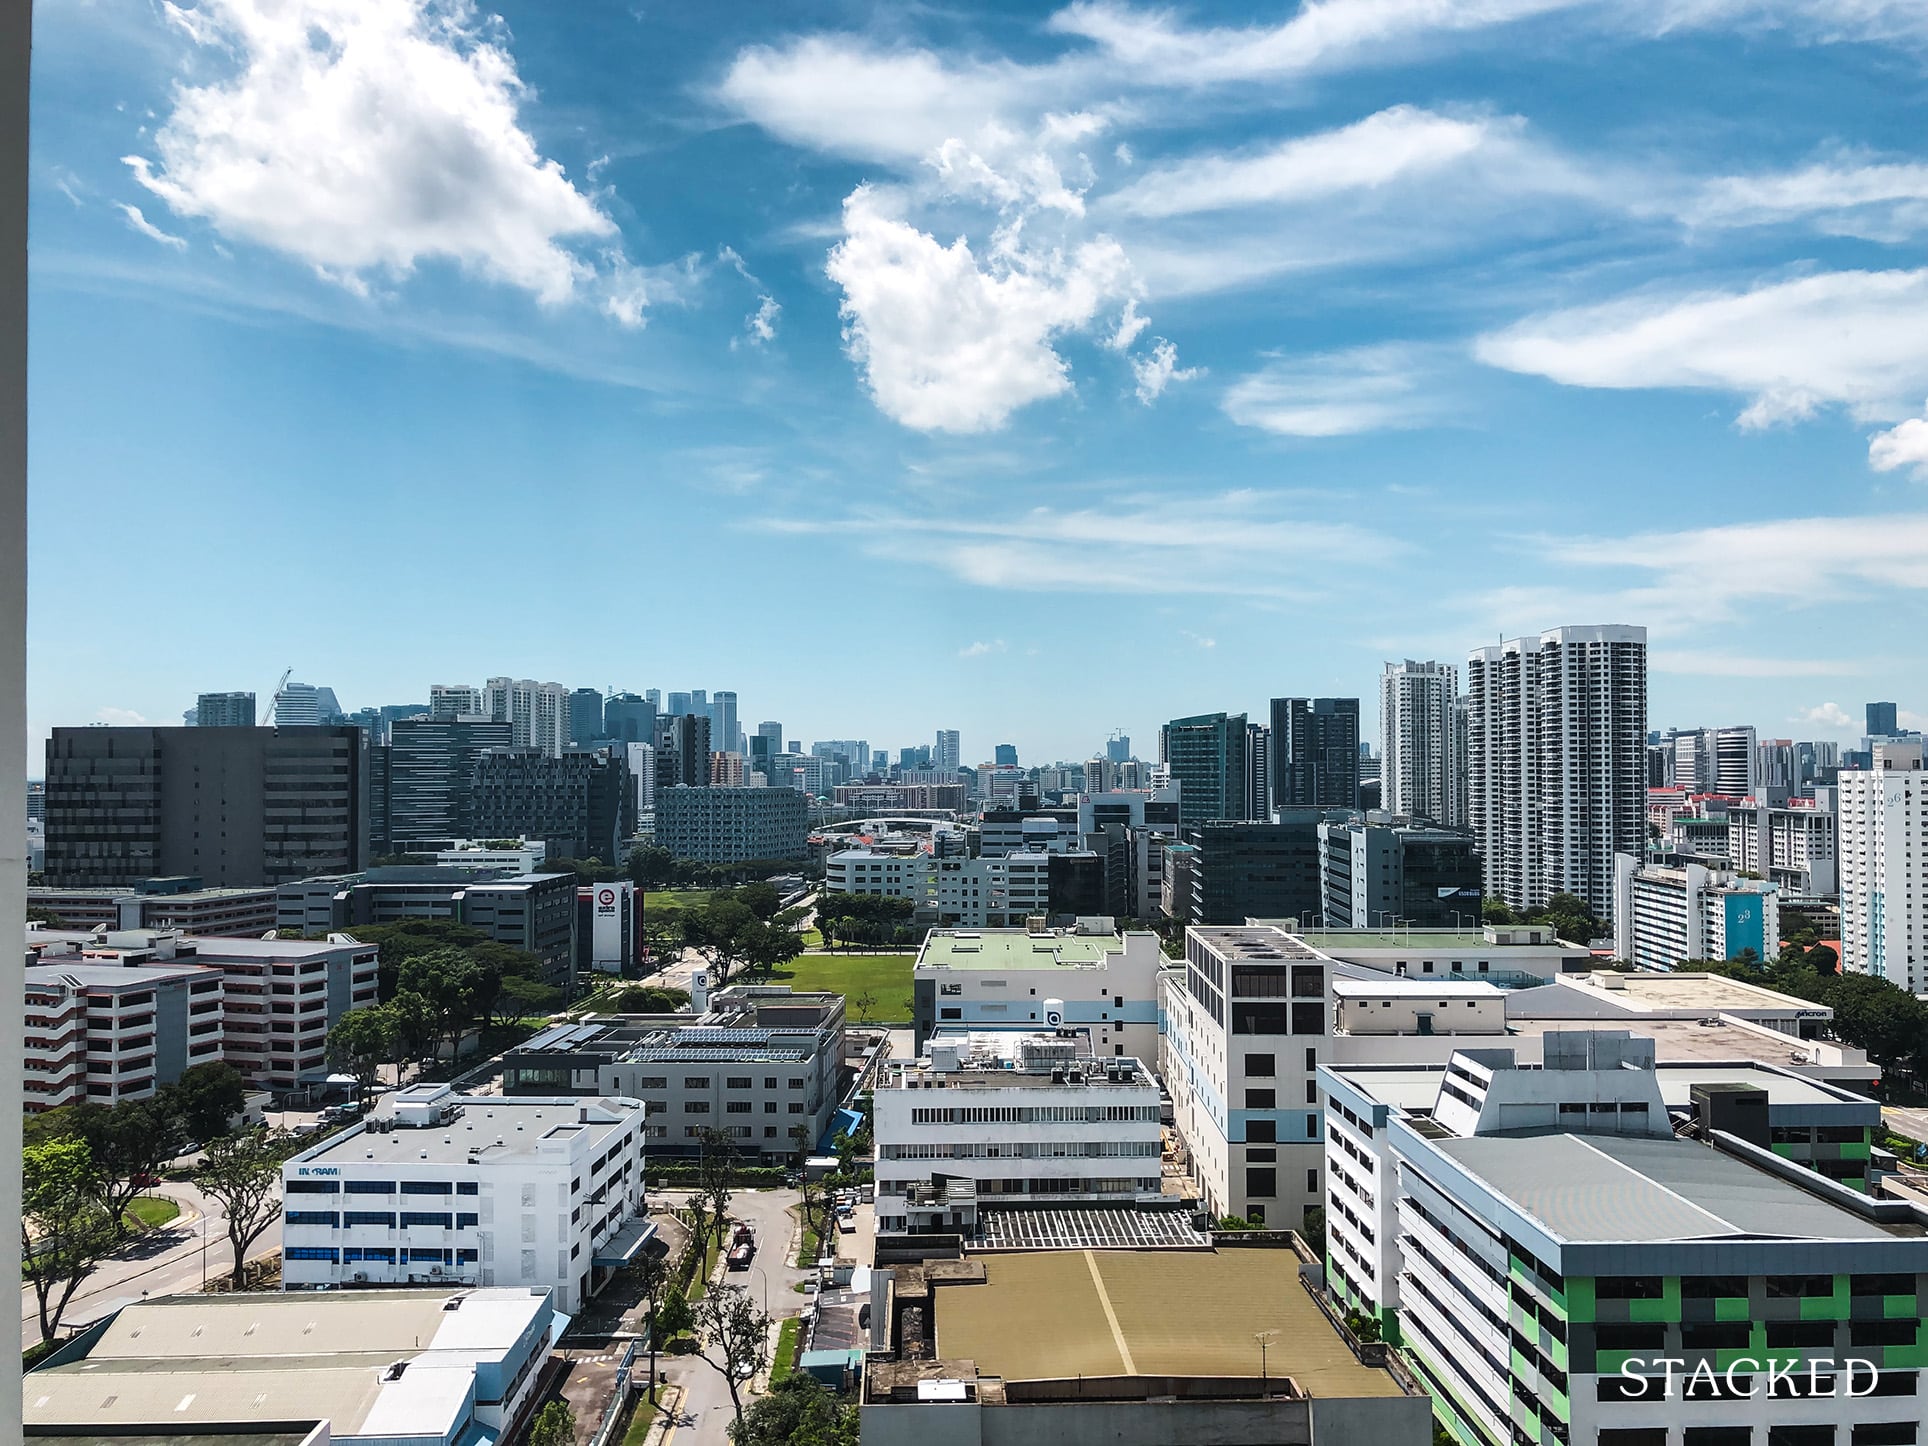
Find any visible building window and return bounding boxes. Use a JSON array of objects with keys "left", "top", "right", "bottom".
[
  {"left": 1245, "top": 1168, "right": 1276, "bottom": 1199},
  {"left": 1244, "top": 1088, "right": 1276, "bottom": 1109},
  {"left": 286, "top": 1247, "right": 339, "bottom": 1262},
  {"left": 1246, "top": 1120, "right": 1275, "bottom": 1143},
  {"left": 343, "top": 1212, "right": 395, "bottom": 1228},
  {"left": 1245, "top": 1053, "right": 1275, "bottom": 1077}
]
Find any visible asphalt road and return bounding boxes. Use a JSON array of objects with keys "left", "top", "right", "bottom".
[
  {"left": 1884, "top": 1106, "right": 1928, "bottom": 1150},
  {"left": 19, "top": 1180, "right": 282, "bottom": 1351}
]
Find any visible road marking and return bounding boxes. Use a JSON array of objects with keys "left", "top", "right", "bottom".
[{"left": 1082, "top": 1250, "right": 1136, "bottom": 1376}]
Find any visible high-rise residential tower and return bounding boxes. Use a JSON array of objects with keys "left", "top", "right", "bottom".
[
  {"left": 1244, "top": 721, "right": 1270, "bottom": 822},
  {"left": 484, "top": 677, "right": 568, "bottom": 757},
  {"left": 1161, "top": 713, "right": 1249, "bottom": 823},
  {"left": 195, "top": 691, "right": 257, "bottom": 728},
  {"left": 1378, "top": 660, "right": 1460, "bottom": 827},
  {"left": 1269, "top": 697, "right": 1360, "bottom": 811},
  {"left": 1839, "top": 739, "right": 1927, "bottom": 990},
  {"left": 1465, "top": 624, "right": 1647, "bottom": 923},
  {"left": 428, "top": 683, "right": 485, "bottom": 719}
]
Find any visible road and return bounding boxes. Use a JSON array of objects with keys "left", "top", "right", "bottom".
[
  {"left": 644, "top": 1188, "right": 812, "bottom": 1446},
  {"left": 1884, "top": 1106, "right": 1928, "bottom": 1152},
  {"left": 19, "top": 1181, "right": 282, "bottom": 1352}
]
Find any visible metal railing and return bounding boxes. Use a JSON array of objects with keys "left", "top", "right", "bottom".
[{"left": 587, "top": 1337, "right": 643, "bottom": 1446}]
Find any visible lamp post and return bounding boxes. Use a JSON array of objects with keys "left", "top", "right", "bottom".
[{"left": 1255, "top": 1329, "right": 1278, "bottom": 1395}]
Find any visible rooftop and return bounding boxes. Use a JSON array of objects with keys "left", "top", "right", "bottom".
[
  {"left": 1436, "top": 1133, "right": 1902, "bottom": 1243},
  {"left": 917, "top": 928, "right": 1137, "bottom": 971},
  {"left": 1294, "top": 928, "right": 1574, "bottom": 953},
  {"left": 933, "top": 1249, "right": 1404, "bottom": 1397},
  {"left": 24, "top": 960, "right": 216, "bottom": 988},
  {"left": 1331, "top": 977, "right": 1506, "bottom": 999},
  {"left": 24, "top": 1288, "right": 548, "bottom": 1439},
  {"left": 291, "top": 1094, "right": 639, "bottom": 1167},
  {"left": 1512, "top": 971, "right": 1832, "bottom": 1018}
]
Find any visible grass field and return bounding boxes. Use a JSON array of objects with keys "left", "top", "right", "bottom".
[
  {"left": 638, "top": 889, "right": 716, "bottom": 917},
  {"left": 771, "top": 1316, "right": 801, "bottom": 1383},
  {"left": 124, "top": 1196, "right": 181, "bottom": 1231},
  {"left": 769, "top": 953, "right": 914, "bottom": 1017}
]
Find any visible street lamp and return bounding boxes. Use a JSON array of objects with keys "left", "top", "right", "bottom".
[{"left": 1255, "top": 1329, "right": 1278, "bottom": 1395}]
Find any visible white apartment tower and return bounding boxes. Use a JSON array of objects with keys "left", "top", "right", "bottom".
[
  {"left": 1379, "top": 659, "right": 1461, "bottom": 827},
  {"left": 485, "top": 677, "right": 569, "bottom": 757},
  {"left": 1839, "top": 740, "right": 1927, "bottom": 989},
  {"left": 1465, "top": 624, "right": 1647, "bottom": 924},
  {"left": 429, "top": 683, "right": 485, "bottom": 719}
]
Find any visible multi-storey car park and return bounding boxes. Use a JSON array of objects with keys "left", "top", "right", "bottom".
[
  {"left": 281, "top": 1083, "right": 651, "bottom": 1314},
  {"left": 1318, "top": 1031, "right": 1928, "bottom": 1446}
]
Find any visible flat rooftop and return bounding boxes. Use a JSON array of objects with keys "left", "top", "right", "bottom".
[
  {"left": 918, "top": 929, "right": 1130, "bottom": 971},
  {"left": 294, "top": 1095, "right": 637, "bottom": 1166},
  {"left": 1525, "top": 971, "right": 1825, "bottom": 1016},
  {"left": 1332, "top": 977, "right": 1506, "bottom": 999},
  {"left": 24, "top": 1288, "right": 547, "bottom": 1438},
  {"left": 1334, "top": 1059, "right": 1871, "bottom": 1113},
  {"left": 24, "top": 960, "right": 216, "bottom": 987},
  {"left": 1437, "top": 1133, "right": 1903, "bottom": 1242},
  {"left": 1296, "top": 929, "right": 1558, "bottom": 952},
  {"left": 934, "top": 1249, "right": 1403, "bottom": 1397},
  {"left": 976, "top": 1207, "right": 1208, "bottom": 1250}
]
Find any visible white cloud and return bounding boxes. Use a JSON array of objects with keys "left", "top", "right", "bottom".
[
  {"left": 928, "top": 113, "right": 1107, "bottom": 218},
  {"left": 1223, "top": 344, "right": 1444, "bottom": 436},
  {"left": 1048, "top": 0, "right": 1578, "bottom": 85},
  {"left": 1797, "top": 702, "right": 1855, "bottom": 729},
  {"left": 1687, "top": 157, "right": 1928, "bottom": 240},
  {"left": 1179, "top": 629, "right": 1216, "bottom": 649},
  {"left": 1130, "top": 338, "right": 1197, "bottom": 403},
  {"left": 96, "top": 707, "right": 154, "bottom": 726},
  {"left": 115, "top": 201, "right": 186, "bottom": 249},
  {"left": 741, "top": 294, "right": 781, "bottom": 347},
  {"left": 757, "top": 490, "right": 1396, "bottom": 596},
  {"left": 958, "top": 639, "right": 1007, "bottom": 657},
  {"left": 1870, "top": 404, "right": 1928, "bottom": 479},
  {"left": 1476, "top": 268, "right": 1928, "bottom": 428},
  {"left": 128, "top": 0, "right": 645, "bottom": 322},
  {"left": 1107, "top": 106, "right": 1493, "bottom": 218},
  {"left": 824, "top": 186, "right": 1135, "bottom": 432}
]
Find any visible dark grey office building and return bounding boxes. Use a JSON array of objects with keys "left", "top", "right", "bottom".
[
  {"left": 1162, "top": 712, "right": 1250, "bottom": 823},
  {"left": 655, "top": 712, "right": 711, "bottom": 792},
  {"left": 1869, "top": 701, "right": 1900, "bottom": 738},
  {"left": 1319, "top": 819, "right": 1482, "bottom": 928},
  {"left": 603, "top": 693, "right": 657, "bottom": 744},
  {"left": 1270, "top": 697, "right": 1361, "bottom": 811},
  {"left": 1184, "top": 812, "right": 1324, "bottom": 925},
  {"left": 43, "top": 725, "right": 370, "bottom": 888},
  {"left": 386, "top": 716, "right": 513, "bottom": 846},
  {"left": 471, "top": 747, "right": 633, "bottom": 862},
  {"left": 568, "top": 688, "right": 605, "bottom": 744},
  {"left": 195, "top": 691, "right": 256, "bottom": 728}
]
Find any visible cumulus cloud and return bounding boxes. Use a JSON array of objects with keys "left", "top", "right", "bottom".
[
  {"left": 115, "top": 201, "right": 187, "bottom": 249},
  {"left": 1475, "top": 268, "right": 1928, "bottom": 429},
  {"left": 1131, "top": 338, "right": 1197, "bottom": 403},
  {"left": 958, "top": 639, "right": 1007, "bottom": 657},
  {"left": 127, "top": 0, "right": 644, "bottom": 321},
  {"left": 824, "top": 186, "right": 1136, "bottom": 432},
  {"left": 1797, "top": 702, "right": 1855, "bottom": 730},
  {"left": 1107, "top": 106, "right": 1493, "bottom": 218},
  {"left": 1224, "top": 344, "right": 1444, "bottom": 436},
  {"left": 1871, "top": 404, "right": 1928, "bottom": 479}
]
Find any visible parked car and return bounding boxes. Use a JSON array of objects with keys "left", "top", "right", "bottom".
[{"left": 836, "top": 1216, "right": 856, "bottom": 1235}]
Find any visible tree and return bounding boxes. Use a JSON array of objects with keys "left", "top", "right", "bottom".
[
  {"left": 627, "top": 1244, "right": 672, "bottom": 1403},
  {"left": 493, "top": 974, "right": 563, "bottom": 1026},
  {"left": 1481, "top": 899, "right": 1519, "bottom": 926},
  {"left": 686, "top": 897, "right": 755, "bottom": 988},
  {"left": 23, "top": 1138, "right": 118, "bottom": 1343},
  {"left": 397, "top": 947, "right": 493, "bottom": 1060},
  {"left": 609, "top": 985, "right": 690, "bottom": 1014},
  {"left": 1536, "top": 891, "right": 1601, "bottom": 943},
  {"left": 528, "top": 1399, "right": 576, "bottom": 1446},
  {"left": 730, "top": 1374, "right": 859, "bottom": 1446},
  {"left": 735, "top": 881, "right": 781, "bottom": 921},
  {"left": 741, "top": 918, "right": 803, "bottom": 978},
  {"left": 327, "top": 1007, "right": 397, "bottom": 1105},
  {"left": 691, "top": 1282, "right": 773, "bottom": 1438},
  {"left": 852, "top": 990, "right": 878, "bottom": 1026},
  {"left": 696, "top": 1127, "right": 739, "bottom": 1264},
  {"left": 70, "top": 1097, "right": 186, "bottom": 1231},
  {"left": 657, "top": 1284, "right": 695, "bottom": 1340},
  {"left": 196, "top": 1128, "right": 288, "bottom": 1288},
  {"left": 1805, "top": 943, "right": 1840, "bottom": 976},
  {"left": 172, "top": 1060, "right": 249, "bottom": 1142},
  {"left": 390, "top": 990, "right": 439, "bottom": 1061},
  {"left": 354, "top": 919, "right": 490, "bottom": 1002}
]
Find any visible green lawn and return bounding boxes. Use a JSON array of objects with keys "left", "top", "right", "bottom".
[
  {"left": 123, "top": 1196, "right": 181, "bottom": 1231},
  {"left": 639, "top": 889, "right": 716, "bottom": 917},
  {"left": 769, "top": 954, "right": 913, "bottom": 1018},
  {"left": 771, "top": 1316, "right": 801, "bottom": 1383}
]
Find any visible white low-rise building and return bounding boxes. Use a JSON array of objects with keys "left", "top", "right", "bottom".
[
  {"left": 873, "top": 1032, "right": 1163, "bottom": 1236},
  {"left": 912, "top": 923, "right": 1166, "bottom": 1061},
  {"left": 23, "top": 953, "right": 225, "bottom": 1110},
  {"left": 826, "top": 847, "right": 1068, "bottom": 928},
  {"left": 1612, "top": 852, "right": 1781, "bottom": 970},
  {"left": 282, "top": 1083, "right": 650, "bottom": 1313}
]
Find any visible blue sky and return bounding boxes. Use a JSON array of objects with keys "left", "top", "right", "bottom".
[{"left": 26, "top": 0, "right": 1928, "bottom": 769}]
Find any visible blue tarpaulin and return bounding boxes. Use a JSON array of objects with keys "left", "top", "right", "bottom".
[{"left": 817, "top": 1107, "right": 863, "bottom": 1154}]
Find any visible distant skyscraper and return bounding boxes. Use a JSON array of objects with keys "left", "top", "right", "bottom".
[
  {"left": 644, "top": 689, "right": 661, "bottom": 708},
  {"left": 1105, "top": 732, "right": 1131, "bottom": 764},
  {"left": 1245, "top": 722, "right": 1270, "bottom": 822},
  {"left": 1270, "top": 697, "right": 1360, "bottom": 810},
  {"left": 1466, "top": 624, "right": 1647, "bottom": 923},
  {"left": 994, "top": 743, "right": 1018, "bottom": 768},
  {"left": 604, "top": 694, "right": 657, "bottom": 743},
  {"left": 934, "top": 729, "right": 961, "bottom": 771},
  {"left": 388, "top": 716, "right": 514, "bottom": 844},
  {"left": 196, "top": 691, "right": 256, "bottom": 728},
  {"left": 666, "top": 691, "right": 693, "bottom": 717},
  {"left": 272, "top": 681, "right": 326, "bottom": 726},
  {"left": 1711, "top": 725, "right": 1758, "bottom": 796},
  {"left": 567, "top": 687, "right": 605, "bottom": 744},
  {"left": 429, "top": 684, "right": 484, "bottom": 720},
  {"left": 1380, "top": 660, "right": 1459, "bottom": 827},
  {"left": 1162, "top": 713, "right": 1248, "bottom": 823},
  {"left": 711, "top": 691, "right": 739, "bottom": 756},
  {"left": 485, "top": 678, "right": 568, "bottom": 757},
  {"left": 654, "top": 713, "right": 711, "bottom": 792},
  {"left": 1868, "top": 701, "right": 1900, "bottom": 738}
]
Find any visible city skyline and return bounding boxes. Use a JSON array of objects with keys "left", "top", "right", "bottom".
[{"left": 27, "top": 2, "right": 1928, "bottom": 769}]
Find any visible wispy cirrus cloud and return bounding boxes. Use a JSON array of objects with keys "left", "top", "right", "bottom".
[
  {"left": 1224, "top": 344, "right": 1451, "bottom": 436},
  {"left": 958, "top": 639, "right": 1007, "bottom": 657},
  {"left": 115, "top": 202, "right": 186, "bottom": 249},
  {"left": 1475, "top": 268, "right": 1928, "bottom": 429},
  {"left": 754, "top": 490, "right": 1396, "bottom": 597}
]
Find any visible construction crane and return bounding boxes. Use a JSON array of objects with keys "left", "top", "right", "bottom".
[{"left": 263, "top": 667, "right": 291, "bottom": 725}]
